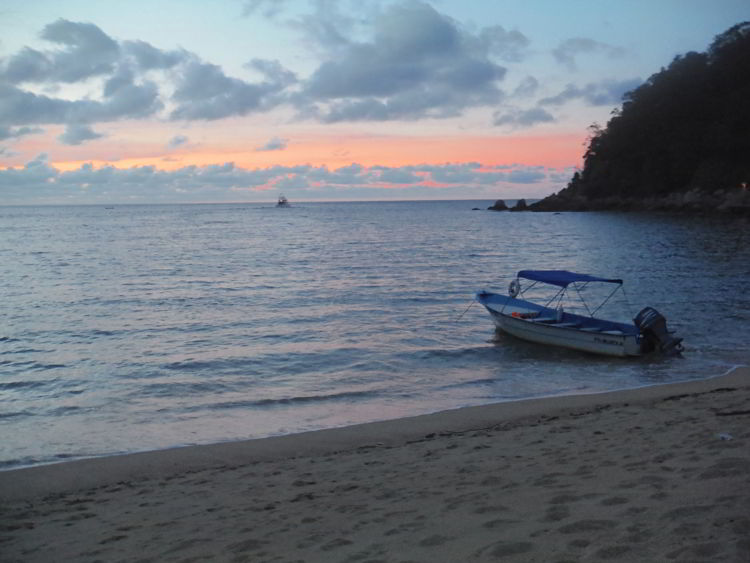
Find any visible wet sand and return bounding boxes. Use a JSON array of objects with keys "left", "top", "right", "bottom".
[{"left": 1, "top": 367, "right": 748, "bottom": 562}]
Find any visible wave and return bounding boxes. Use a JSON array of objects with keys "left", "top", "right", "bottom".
[
  {"left": 0, "top": 451, "right": 106, "bottom": 471},
  {"left": 0, "top": 456, "right": 44, "bottom": 470},
  {"left": 0, "top": 348, "right": 48, "bottom": 355},
  {"left": 2, "top": 201, "right": 745, "bottom": 471},
  {"left": 136, "top": 381, "right": 236, "bottom": 397},
  {"left": 397, "top": 346, "right": 495, "bottom": 361},
  {"left": 0, "top": 379, "right": 54, "bottom": 390},
  {"left": 0, "top": 410, "right": 33, "bottom": 420},
  {"left": 437, "top": 377, "right": 503, "bottom": 391},
  {"left": 178, "top": 389, "right": 380, "bottom": 413},
  {"left": 162, "top": 358, "right": 262, "bottom": 373},
  {"left": 8, "top": 361, "right": 67, "bottom": 371}
]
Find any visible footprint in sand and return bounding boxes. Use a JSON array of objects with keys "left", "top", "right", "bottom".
[
  {"left": 320, "top": 537, "right": 354, "bottom": 551},
  {"left": 558, "top": 519, "right": 617, "bottom": 534},
  {"left": 666, "top": 541, "right": 723, "bottom": 560},
  {"left": 475, "top": 541, "right": 533, "bottom": 559},
  {"left": 699, "top": 457, "right": 750, "bottom": 479},
  {"left": 594, "top": 544, "right": 632, "bottom": 559},
  {"left": 419, "top": 534, "right": 452, "bottom": 547},
  {"left": 542, "top": 504, "right": 570, "bottom": 522},
  {"left": 600, "top": 496, "right": 629, "bottom": 506}
]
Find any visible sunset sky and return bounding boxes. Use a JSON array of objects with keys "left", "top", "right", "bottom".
[{"left": 1, "top": 0, "right": 748, "bottom": 204}]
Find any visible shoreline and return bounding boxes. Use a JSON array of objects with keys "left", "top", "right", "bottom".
[
  {"left": 1, "top": 366, "right": 747, "bottom": 502},
  {"left": 2, "top": 366, "right": 748, "bottom": 562}
]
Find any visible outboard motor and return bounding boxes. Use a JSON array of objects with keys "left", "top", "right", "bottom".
[{"left": 634, "top": 307, "right": 684, "bottom": 355}]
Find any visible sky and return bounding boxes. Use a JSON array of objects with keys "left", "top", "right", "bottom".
[{"left": 1, "top": 0, "right": 748, "bottom": 204}]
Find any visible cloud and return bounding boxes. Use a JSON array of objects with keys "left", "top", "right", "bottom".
[
  {"left": 0, "top": 80, "right": 162, "bottom": 132},
  {"left": 377, "top": 161, "right": 549, "bottom": 186},
  {"left": 255, "top": 136, "right": 288, "bottom": 151},
  {"left": 552, "top": 37, "right": 626, "bottom": 71},
  {"left": 506, "top": 167, "right": 546, "bottom": 183},
  {"left": 0, "top": 156, "right": 564, "bottom": 203},
  {"left": 547, "top": 166, "right": 578, "bottom": 183},
  {"left": 0, "top": 84, "right": 95, "bottom": 126},
  {"left": 0, "top": 154, "right": 59, "bottom": 193},
  {"left": 420, "top": 162, "right": 549, "bottom": 185},
  {"left": 375, "top": 167, "right": 421, "bottom": 184},
  {"left": 0, "top": 22, "right": 163, "bottom": 137},
  {"left": 122, "top": 40, "right": 187, "bottom": 70},
  {"left": 242, "top": 0, "right": 292, "bottom": 19},
  {"left": 296, "top": 0, "right": 508, "bottom": 121},
  {"left": 285, "top": 0, "right": 363, "bottom": 53},
  {"left": 307, "top": 163, "right": 372, "bottom": 185},
  {"left": 0, "top": 6, "right": 532, "bottom": 139},
  {"left": 169, "top": 59, "right": 288, "bottom": 120},
  {"left": 493, "top": 107, "right": 555, "bottom": 128},
  {"left": 479, "top": 25, "right": 530, "bottom": 62},
  {"left": 0, "top": 146, "right": 20, "bottom": 158},
  {"left": 513, "top": 76, "right": 539, "bottom": 98},
  {"left": 40, "top": 19, "right": 120, "bottom": 80},
  {"left": 539, "top": 78, "right": 642, "bottom": 106},
  {"left": 1, "top": 47, "right": 54, "bottom": 84},
  {"left": 167, "top": 135, "right": 188, "bottom": 149},
  {"left": 245, "top": 58, "right": 297, "bottom": 87},
  {"left": 58, "top": 124, "right": 104, "bottom": 145},
  {"left": 101, "top": 75, "right": 163, "bottom": 119},
  {"left": 0, "top": 125, "right": 44, "bottom": 140},
  {"left": 0, "top": 19, "right": 120, "bottom": 84},
  {"left": 0, "top": 19, "right": 291, "bottom": 139}
]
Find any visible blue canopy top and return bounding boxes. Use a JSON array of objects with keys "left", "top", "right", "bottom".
[{"left": 518, "top": 270, "right": 623, "bottom": 288}]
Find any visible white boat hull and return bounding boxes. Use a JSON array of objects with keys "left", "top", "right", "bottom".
[
  {"left": 487, "top": 310, "right": 641, "bottom": 357},
  {"left": 477, "top": 292, "right": 643, "bottom": 357}
]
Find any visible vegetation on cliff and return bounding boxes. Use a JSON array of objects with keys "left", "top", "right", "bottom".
[{"left": 531, "top": 22, "right": 750, "bottom": 212}]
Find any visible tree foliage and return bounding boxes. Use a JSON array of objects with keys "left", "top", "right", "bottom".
[{"left": 550, "top": 22, "right": 750, "bottom": 205}]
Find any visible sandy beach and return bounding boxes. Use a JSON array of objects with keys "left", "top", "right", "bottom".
[{"left": 2, "top": 367, "right": 748, "bottom": 562}]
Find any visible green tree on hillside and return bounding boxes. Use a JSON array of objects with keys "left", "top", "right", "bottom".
[{"left": 534, "top": 22, "right": 750, "bottom": 211}]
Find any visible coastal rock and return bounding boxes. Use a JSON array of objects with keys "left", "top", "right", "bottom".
[
  {"left": 510, "top": 199, "right": 528, "bottom": 212},
  {"left": 528, "top": 187, "right": 750, "bottom": 214},
  {"left": 487, "top": 199, "right": 508, "bottom": 211}
]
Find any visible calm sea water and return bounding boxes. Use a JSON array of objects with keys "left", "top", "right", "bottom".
[{"left": 1, "top": 201, "right": 748, "bottom": 469}]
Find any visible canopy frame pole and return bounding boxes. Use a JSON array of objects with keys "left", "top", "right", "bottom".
[
  {"left": 521, "top": 280, "right": 538, "bottom": 296},
  {"left": 573, "top": 282, "right": 595, "bottom": 317},
  {"left": 590, "top": 284, "right": 623, "bottom": 317},
  {"left": 620, "top": 284, "right": 636, "bottom": 318},
  {"left": 543, "top": 286, "right": 566, "bottom": 309}
]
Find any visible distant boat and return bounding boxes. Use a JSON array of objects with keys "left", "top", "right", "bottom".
[
  {"left": 276, "top": 194, "right": 290, "bottom": 207},
  {"left": 476, "top": 270, "right": 683, "bottom": 357}
]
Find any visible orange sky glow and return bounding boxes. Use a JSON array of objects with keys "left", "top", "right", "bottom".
[{"left": 42, "top": 133, "right": 586, "bottom": 173}]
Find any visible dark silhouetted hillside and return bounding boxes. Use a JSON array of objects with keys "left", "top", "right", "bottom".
[{"left": 531, "top": 22, "right": 750, "bottom": 213}]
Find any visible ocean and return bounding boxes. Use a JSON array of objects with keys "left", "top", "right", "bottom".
[{"left": 1, "top": 201, "right": 748, "bottom": 469}]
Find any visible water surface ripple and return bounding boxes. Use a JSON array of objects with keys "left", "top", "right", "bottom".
[{"left": 1, "top": 202, "right": 747, "bottom": 468}]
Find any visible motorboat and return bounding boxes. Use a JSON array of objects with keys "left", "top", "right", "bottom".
[
  {"left": 276, "top": 194, "right": 290, "bottom": 207},
  {"left": 476, "top": 270, "right": 683, "bottom": 357}
]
